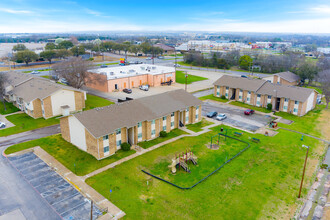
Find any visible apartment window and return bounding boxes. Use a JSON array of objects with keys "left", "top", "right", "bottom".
[
  {"left": 248, "top": 91, "right": 251, "bottom": 95},
  {"left": 240, "top": 89, "right": 243, "bottom": 92},
  {"left": 225, "top": 93, "right": 228, "bottom": 97},
  {"left": 186, "top": 116, "right": 189, "bottom": 122},
  {"left": 257, "top": 101, "right": 260, "bottom": 105},
  {"left": 171, "top": 112, "right": 175, "bottom": 117},
  {"left": 293, "top": 108, "right": 298, "bottom": 113},
  {"left": 104, "top": 146, "right": 109, "bottom": 153},
  {"left": 186, "top": 107, "right": 189, "bottom": 112},
  {"left": 163, "top": 126, "right": 166, "bottom": 131},
  {"left": 239, "top": 95, "right": 242, "bottom": 99},
  {"left": 116, "top": 140, "right": 121, "bottom": 146},
  {"left": 138, "top": 133, "right": 142, "bottom": 138},
  {"left": 217, "top": 91, "right": 220, "bottom": 96},
  {"left": 138, "top": 122, "right": 142, "bottom": 128},
  {"left": 171, "top": 121, "right": 174, "bottom": 127},
  {"left": 247, "top": 97, "right": 250, "bottom": 101},
  {"left": 268, "top": 95, "right": 272, "bottom": 99},
  {"left": 151, "top": 120, "right": 155, "bottom": 125},
  {"left": 103, "top": 135, "right": 109, "bottom": 140},
  {"left": 295, "top": 101, "right": 299, "bottom": 105},
  {"left": 151, "top": 130, "right": 155, "bottom": 135},
  {"left": 257, "top": 94, "right": 261, "bottom": 98},
  {"left": 217, "top": 86, "right": 220, "bottom": 89},
  {"left": 195, "top": 114, "right": 198, "bottom": 119},
  {"left": 226, "top": 86, "right": 229, "bottom": 89},
  {"left": 116, "top": 129, "right": 121, "bottom": 135},
  {"left": 283, "top": 106, "right": 288, "bottom": 110},
  {"left": 163, "top": 116, "right": 166, "bottom": 121},
  {"left": 284, "top": 98, "right": 288, "bottom": 102}
]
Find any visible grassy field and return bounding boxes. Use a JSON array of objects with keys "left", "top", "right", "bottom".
[
  {"left": 229, "top": 101, "right": 272, "bottom": 113},
  {"left": 23, "top": 68, "right": 51, "bottom": 73},
  {"left": 5, "top": 134, "right": 136, "bottom": 176},
  {"left": 84, "top": 94, "right": 114, "bottom": 111},
  {"left": 96, "top": 62, "right": 118, "bottom": 66},
  {"left": 0, "top": 113, "right": 59, "bottom": 137},
  {"left": 0, "top": 101, "right": 19, "bottom": 115},
  {"left": 275, "top": 104, "right": 325, "bottom": 138},
  {"left": 86, "top": 125, "right": 325, "bottom": 219},
  {"left": 199, "top": 94, "right": 228, "bottom": 103},
  {"left": 186, "top": 118, "right": 214, "bottom": 132},
  {"left": 138, "top": 129, "right": 187, "bottom": 149},
  {"left": 175, "top": 71, "right": 208, "bottom": 84}
]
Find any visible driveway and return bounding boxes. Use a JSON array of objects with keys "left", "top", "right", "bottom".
[{"left": 202, "top": 101, "right": 273, "bottom": 132}]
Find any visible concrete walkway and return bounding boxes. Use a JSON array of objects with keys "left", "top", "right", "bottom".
[{"left": 279, "top": 127, "right": 330, "bottom": 144}]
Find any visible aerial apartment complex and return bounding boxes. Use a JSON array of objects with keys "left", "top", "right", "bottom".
[
  {"left": 60, "top": 90, "right": 202, "bottom": 159},
  {"left": 213, "top": 75, "right": 318, "bottom": 116}
]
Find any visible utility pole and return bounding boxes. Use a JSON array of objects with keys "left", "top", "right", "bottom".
[
  {"left": 298, "top": 145, "right": 309, "bottom": 198},
  {"left": 90, "top": 200, "right": 93, "bottom": 220}
]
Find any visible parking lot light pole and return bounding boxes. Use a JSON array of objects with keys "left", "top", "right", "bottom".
[{"left": 298, "top": 145, "right": 309, "bottom": 198}]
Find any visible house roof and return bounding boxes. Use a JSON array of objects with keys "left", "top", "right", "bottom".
[
  {"left": 213, "top": 75, "right": 267, "bottom": 92},
  {"left": 73, "top": 89, "right": 202, "bottom": 138},
  {"left": 153, "top": 43, "right": 175, "bottom": 51},
  {"left": 274, "top": 71, "right": 300, "bottom": 83},
  {"left": 256, "top": 82, "right": 315, "bottom": 102},
  {"left": 6, "top": 72, "right": 83, "bottom": 102},
  {"left": 213, "top": 75, "right": 316, "bottom": 103}
]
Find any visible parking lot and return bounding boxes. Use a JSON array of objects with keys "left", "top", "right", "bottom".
[
  {"left": 8, "top": 152, "right": 102, "bottom": 220},
  {"left": 202, "top": 101, "right": 273, "bottom": 132}
]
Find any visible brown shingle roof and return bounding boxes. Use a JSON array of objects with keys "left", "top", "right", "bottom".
[
  {"left": 73, "top": 89, "right": 202, "bottom": 138},
  {"left": 256, "top": 82, "right": 315, "bottom": 102},
  {"left": 5, "top": 71, "right": 33, "bottom": 87},
  {"left": 274, "top": 71, "right": 300, "bottom": 83},
  {"left": 213, "top": 75, "right": 267, "bottom": 92}
]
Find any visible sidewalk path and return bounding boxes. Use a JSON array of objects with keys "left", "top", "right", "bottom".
[{"left": 279, "top": 127, "right": 330, "bottom": 144}]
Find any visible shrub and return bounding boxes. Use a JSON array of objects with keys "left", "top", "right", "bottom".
[
  {"left": 267, "top": 103, "right": 272, "bottom": 111},
  {"left": 320, "top": 164, "right": 328, "bottom": 169},
  {"left": 121, "top": 142, "right": 131, "bottom": 151},
  {"left": 160, "top": 131, "right": 167, "bottom": 137},
  {"left": 220, "top": 95, "right": 226, "bottom": 99},
  {"left": 88, "top": 57, "right": 94, "bottom": 61}
]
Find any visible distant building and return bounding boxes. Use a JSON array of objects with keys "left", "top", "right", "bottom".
[
  {"left": 263, "top": 71, "right": 300, "bottom": 86},
  {"left": 4, "top": 72, "right": 86, "bottom": 119},
  {"left": 60, "top": 90, "right": 202, "bottom": 159},
  {"left": 153, "top": 43, "right": 175, "bottom": 54},
  {"left": 85, "top": 64, "right": 176, "bottom": 92},
  {"left": 213, "top": 75, "right": 318, "bottom": 116}
]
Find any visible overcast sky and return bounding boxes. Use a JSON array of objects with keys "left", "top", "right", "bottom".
[{"left": 0, "top": 0, "right": 330, "bottom": 33}]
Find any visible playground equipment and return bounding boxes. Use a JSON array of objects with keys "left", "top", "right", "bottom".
[{"left": 168, "top": 149, "right": 198, "bottom": 174}]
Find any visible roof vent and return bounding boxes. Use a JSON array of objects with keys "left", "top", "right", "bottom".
[
  {"left": 152, "top": 66, "right": 156, "bottom": 70},
  {"left": 110, "top": 72, "right": 114, "bottom": 75}
]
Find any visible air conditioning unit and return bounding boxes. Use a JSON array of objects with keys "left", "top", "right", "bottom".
[{"left": 110, "top": 72, "right": 114, "bottom": 75}]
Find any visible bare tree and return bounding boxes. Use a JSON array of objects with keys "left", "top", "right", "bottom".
[
  {"left": 317, "top": 69, "right": 330, "bottom": 109},
  {"left": 52, "top": 57, "right": 94, "bottom": 89},
  {"left": 0, "top": 73, "right": 8, "bottom": 111}
]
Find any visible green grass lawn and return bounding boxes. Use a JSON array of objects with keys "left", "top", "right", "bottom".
[
  {"left": 229, "top": 101, "right": 272, "bottom": 113},
  {"left": 138, "top": 129, "right": 187, "bottom": 149},
  {"left": 175, "top": 71, "right": 208, "bottom": 84},
  {"left": 5, "top": 134, "right": 136, "bottom": 176},
  {"left": 304, "top": 86, "right": 322, "bottom": 94},
  {"left": 186, "top": 118, "right": 214, "bottom": 132},
  {"left": 199, "top": 94, "right": 228, "bottom": 103},
  {"left": 84, "top": 94, "right": 114, "bottom": 111},
  {"left": 86, "top": 125, "right": 325, "bottom": 219},
  {"left": 0, "top": 113, "right": 59, "bottom": 137},
  {"left": 96, "top": 62, "right": 118, "bottom": 66},
  {"left": 0, "top": 101, "right": 19, "bottom": 115},
  {"left": 23, "top": 69, "right": 50, "bottom": 73},
  {"left": 275, "top": 104, "right": 325, "bottom": 138}
]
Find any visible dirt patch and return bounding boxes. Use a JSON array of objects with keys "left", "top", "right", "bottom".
[{"left": 93, "top": 55, "right": 118, "bottom": 62}]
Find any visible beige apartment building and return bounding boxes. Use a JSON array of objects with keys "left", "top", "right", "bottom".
[
  {"left": 213, "top": 75, "right": 318, "bottom": 116},
  {"left": 4, "top": 72, "right": 86, "bottom": 119},
  {"left": 60, "top": 89, "right": 202, "bottom": 160},
  {"left": 264, "top": 71, "right": 300, "bottom": 86}
]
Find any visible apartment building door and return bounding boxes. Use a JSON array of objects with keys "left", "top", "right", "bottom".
[{"left": 128, "top": 127, "right": 134, "bottom": 145}]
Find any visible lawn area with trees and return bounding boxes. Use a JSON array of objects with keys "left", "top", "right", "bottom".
[
  {"left": 175, "top": 71, "right": 208, "bottom": 84},
  {"left": 0, "top": 101, "right": 20, "bottom": 115},
  {"left": 86, "top": 125, "right": 326, "bottom": 219},
  {"left": 138, "top": 129, "right": 187, "bottom": 149},
  {"left": 5, "top": 134, "right": 136, "bottom": 176},
  {"left": 199, "top": 94, "right": 228, "bottom": 103}
]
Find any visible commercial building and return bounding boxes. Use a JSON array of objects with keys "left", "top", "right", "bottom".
[
  {"left": 4, "top": 72, "right": 86, "bottom": 119},
  {"left": 213, "top": 75, "right": 318, "bottom": 116},
  {"left": 85, "top": 64, "right": 176, "bottom": 92},
  {"left": 153, "top": 43, "right": 175, "bottom": 54},
  {"left": 60, "top": 89, "right": 202, "bottom": 159},
  {"left": 264, "top": 71, "right": 300, "bottom": 86}
]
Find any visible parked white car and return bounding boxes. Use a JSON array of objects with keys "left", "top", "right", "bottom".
[
  {"left": 139, "top": 85, "right": 149, "bottom": 91},
  {"left": 216, "top": 113, "right": 227, "bottom": 121}
]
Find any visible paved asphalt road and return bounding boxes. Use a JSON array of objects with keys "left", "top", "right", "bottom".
[
  {"left": 202, "top": 101, "right": 272, "bottom": 132},
  {"left": 0, "top": 125, "right": 61, "bottom": 219}
]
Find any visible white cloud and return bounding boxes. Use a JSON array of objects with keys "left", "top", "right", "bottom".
[
  {"left": 84, "top": 8, "right": 102, "bottom": 16},
  {"left": 0, "top": 8, "right": 33, "bottom": 14},
  {"left": 310, "top": 5, "right": 330, "bottom": 14}
]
